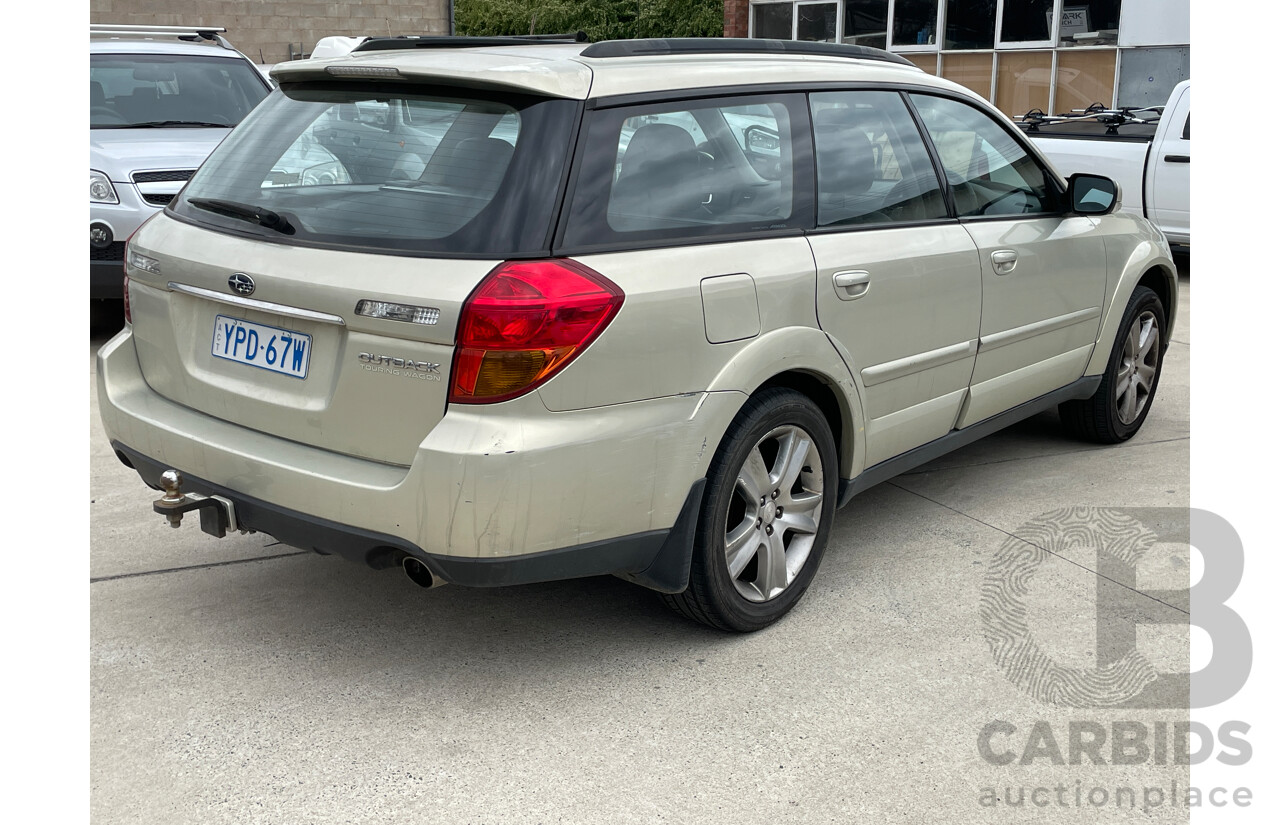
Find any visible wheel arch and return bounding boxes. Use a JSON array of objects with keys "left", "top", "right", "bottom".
[
  {"left": 755, "top": 370, "right": 856, "bottom": 480},
  {"left": 700, "top": 326, "right": 865, "bottom": 482},
  {"left": 1085, "top": 237, "right": 1179, "bottom": 377},
  {"left": 1137, "top": 264, "right": 1178, "bottom": 341}
]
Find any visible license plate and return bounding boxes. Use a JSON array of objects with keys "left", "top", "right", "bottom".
[{"left": 212, "top": 315, "right": 312, "bottom": 379}]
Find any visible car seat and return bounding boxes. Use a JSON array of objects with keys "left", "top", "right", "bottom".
[
  {"left": 812, "top": 108, "right": 884, "bottom": 225},
  {"left": 609, "top": 123, "right": 705, "bottom": 231}
]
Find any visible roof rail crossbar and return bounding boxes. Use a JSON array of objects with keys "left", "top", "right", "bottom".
[
  {"left": 578, "top": 38, "right": 916, "bottom": 68},
  {"left": 91, "top": 24, "right": 232, "bottom": 48},
  {"left": 352, "top": 32, "right": 589, "bottom": 53},
  {"left": 92, "top": 24, "right": 226, "bottom": 36}
]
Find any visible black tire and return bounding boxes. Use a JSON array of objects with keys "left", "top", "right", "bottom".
[
  {"left": 1059, "top": 286, "right": 1166, "bottom": 444},
  {"left": 663, "top": 388, "right": 838, "bottom": 632}
]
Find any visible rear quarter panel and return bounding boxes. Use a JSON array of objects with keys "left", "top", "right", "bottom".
[
  {"left": 538, "top": 237, "right": 828, "bottom": 410},
  {"left": 537, "top": 237, "right": 864, "bottom": 478}
]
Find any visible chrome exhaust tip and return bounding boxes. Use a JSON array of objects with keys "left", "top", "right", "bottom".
[{"left": 402, "top": 557, "right": 445, "bottom": 589}]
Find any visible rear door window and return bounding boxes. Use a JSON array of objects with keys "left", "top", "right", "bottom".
[
  {"left": 171, "top": 85, "right": 577, "bottom": 257},
  {"left": 809, "top": 91, "right": 948, "bottom": 226},
  {"left": 908, "top": 93, "right": 1059, "bottom": 218},
  {"left": 562, "top": 94, "right": 810, "bottom": 250}
]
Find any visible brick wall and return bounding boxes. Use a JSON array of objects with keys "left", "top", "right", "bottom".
[
  {"left": 724, "top": 0, "right": 748, "bottom": 38},
  {"left": 91, "top": 0, "right": 450, "bottom": 64}
]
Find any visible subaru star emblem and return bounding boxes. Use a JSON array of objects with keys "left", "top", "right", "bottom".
[{"left": 228, "top": 273, "right": 255, "bottom": 296}]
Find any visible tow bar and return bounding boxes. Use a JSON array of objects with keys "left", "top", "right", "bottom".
[{"left": 151, "top": 469, "right": 245, "bottom": 538}]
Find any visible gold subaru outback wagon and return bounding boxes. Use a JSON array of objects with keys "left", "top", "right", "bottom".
[{"left": 98, "top": 37, "right": 1177, "bottom": 631}]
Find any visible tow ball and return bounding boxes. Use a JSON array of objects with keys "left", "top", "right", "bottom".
[{"left": 152, "top": 469, "right": 244, "bottom": 539}]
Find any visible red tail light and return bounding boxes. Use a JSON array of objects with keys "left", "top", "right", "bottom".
[{"left": 450, "top": 259, "right": 624, "bottom": 404}]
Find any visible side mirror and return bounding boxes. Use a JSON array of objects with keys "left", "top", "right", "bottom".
[
  {"left": 743, "top": 124, "right": 780, "bottom": 155},
  {"left": 1068, "top": 173, "right": 1119, "bottom": 215}
]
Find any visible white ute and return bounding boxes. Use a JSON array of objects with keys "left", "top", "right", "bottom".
[{"left": 1019, "top": 80, "right": 1190, "bottom": 247}]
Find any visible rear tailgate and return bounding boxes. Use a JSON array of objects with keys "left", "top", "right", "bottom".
[
  {"left": 129, "top": 214, "right": 496, "bottom": 466},
  {"left": 125, "top": 78, "right": 579, "bottom": 466}
]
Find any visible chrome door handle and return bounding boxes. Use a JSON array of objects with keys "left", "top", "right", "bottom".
[
  {"left": 832, "top": 270, "right": 871, "bottom": 300},
  {"left": 991, "top": 249, "right": 1018, "bottom": 275}
]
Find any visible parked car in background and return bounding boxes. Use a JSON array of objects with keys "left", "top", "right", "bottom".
[
  {"left": 99, "top": 37, "right": 1178, "bottom": 631},
  {"left": 309, "top": 35, "right": 368, "bottom": 59},
  {"left": 91, "top": 24, "right": 272, "bottom": 321},
  {"left": 1018, "top": 80, "right": 1190, "bottom": 247}
]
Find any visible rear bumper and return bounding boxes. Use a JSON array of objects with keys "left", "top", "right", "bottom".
[
  {"left": 97, "top": 329, "right": 740, "bottom": 591},
  {"left": 114, "top": 441, "right": 704, "bottom": 592}
]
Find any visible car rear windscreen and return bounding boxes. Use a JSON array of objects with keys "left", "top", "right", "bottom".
[{"left": 170, "top": 82, "right": 578, "bottom": 257}]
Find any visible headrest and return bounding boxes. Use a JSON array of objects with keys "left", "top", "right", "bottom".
[{"left": 619, "top": 123, "right": 697, "bottom": 179}]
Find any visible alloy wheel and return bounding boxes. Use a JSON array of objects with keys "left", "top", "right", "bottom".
[
  {"left": 724, "top": 425, "right": 824, "bottom": 602},
  {"left": 1116, "top": 310, "right": 1160, "bottom": 425}
]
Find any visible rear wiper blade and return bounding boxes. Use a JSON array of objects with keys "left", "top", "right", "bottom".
[
  {"left": 187, "top": 198, "right": 295, "bottom": 234},
  {"left": 107, "top": 120, "right": 231, "bottom": 128}
]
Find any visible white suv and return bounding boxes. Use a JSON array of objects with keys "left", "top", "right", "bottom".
[
  {"left": 97, "top": 37, "right": 1177, "bottom": 631},
  {"left": 90, "top": 25, "right": 270, "bottom": 312}
]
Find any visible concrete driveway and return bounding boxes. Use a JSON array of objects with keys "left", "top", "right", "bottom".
[{"left": 91, "top": 263, "right": 1192, "bottom": 824}]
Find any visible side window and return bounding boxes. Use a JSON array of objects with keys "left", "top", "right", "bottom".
[
  {"left": 562, "top": 96, "right": 803, "bottom": 248},
  {"left": 809, "top": 91, "right": 947, "bottom": 227},
  {"left": 909, "top": 94, "right": 1057, "bottom": 218},
  {"left": 606, "top": 102, "right": 793, "bottom": 232},
  {"left": 1181, "top": 114, "right": 1190, "bottom": 140}
]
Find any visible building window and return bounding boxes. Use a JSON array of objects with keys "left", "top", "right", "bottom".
[
  {"left": 891, "top": 0, "right": 940, "bottom": 48},
  {"left": 753, "top": 2, "right": 794, "bottom": 39},
  {"left": 844, "top": 0, "right": 889, "bottom": 47},
  {"left": 942, "top": 52, "right": 994, "bottom": 99},
  {"left": 995, "top": 51, "right": 1053, "bottom": 116},
  {"left": 944, "top": 0, "right": 995, "bottom": 50},
  {"left": 1055, "top": 49, "right": 1117, "bottom": 112},
  {"left": 742, "top": 0, "right": 1175, "bottom": 117},
  {"left": 1056, "top": 1, "right": 1122, "bottom": 47},
  {"left": 798, "top": 2, "right": 840, "bottom": 41},
  {"left": 998, "top": 0, "right": 1053, "bottom": 45}
]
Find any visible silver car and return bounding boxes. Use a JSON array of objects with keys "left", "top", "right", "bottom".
[
  {"left": 90, "top": 25, "right": 270, "bottom": 311},
  {"left": 97, "top": 37, "right": 1177, "bottom": 631}
]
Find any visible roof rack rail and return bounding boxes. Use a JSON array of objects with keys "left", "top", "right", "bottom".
[
  {"left": 351, "top": 32, "right": 589, "bottom": 53},
  {"left": 90, "top": 23, "right": 234, "bottom": 50},
  {"left": 578, "top": 38, "right": 916, "bottom": 68}
]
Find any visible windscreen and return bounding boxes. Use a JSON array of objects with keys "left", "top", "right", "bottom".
[
  {"left": 90, "top": 54, "right": 268, "bottom": 129},
  {"left": 170, "top": 83, "right": 577, "bottom": 257}
]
